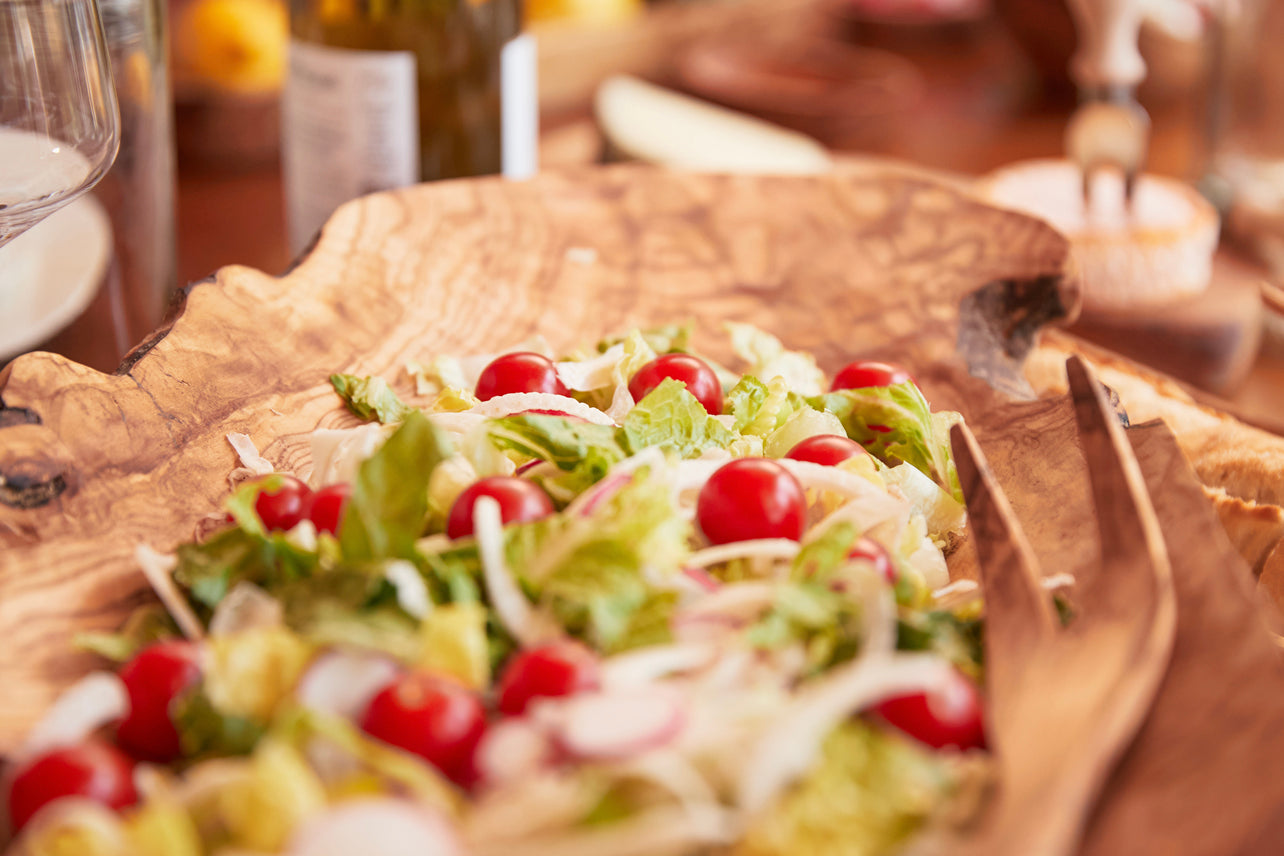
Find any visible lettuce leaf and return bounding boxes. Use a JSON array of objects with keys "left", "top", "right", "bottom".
[
  {"left": 895, "top": 608, "right": 984, "bottom": 681},
  {"left": 340, "top": 411, "right": 451, "bottom": 561},
  {"left": 620, "top": 378, "right": 734, "bottom": 458},
  {"left": 726, "top": 375, "right": 804, "bottom": 437},
  {"left": 597, "top": 323, "right": 691, "bottom": 356},
  {"left": 726, "top": 322, "right": 826, "bottom": 396},
  {"left": 809, "top": 382, "right": 962, "bottom": 503},
  {"left": 174, "top": 687, "right": 266, "bottom": 759},
  {"left": 737, "top": 722, "right": 951, "bottom": 856},
  {"left": 488, "top": 413, "right": 627, "bottom": 498},
  {"left": 173, "top": 526, "right": 322, "bottom": 611},
  {"left": 330, "top": 374, "right": 415, "bottom": 424},
  {"left": 746, "top": 581, "right": 864, "bottom": 676}
]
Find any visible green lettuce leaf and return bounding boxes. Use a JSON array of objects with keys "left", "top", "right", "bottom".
[
  {"left": 330, "top": 374, "right": 414, "bottom": 424},
  {"left": 790, "top": 523, "right": 860, "bottom": 582},
  {"left": 726, "top": 322, "right": 827, "bottom": 396},
  {"left": 596, "top": 323, "right": 692, "bottom": 356},
  {"left": 75, "top": 605, "right": 181, "bottom": 662},
  {"left": 746, "top": 581, "right": 864, "bottom": 676},
  {"left": 174, "top": 687, "right": 266, "bottom": 759},
  {"left": 174, "top": 527, "right": 322, "bottom": 612},
  {"left": 896, "top": 608, "right": 984, "bottom": 681},
  {"left": 620, "top": 378, "right": 734, "bottom": 458},
  {"left": 488, "top": 413, "right": 627, "bottom": 499},
  {"left": 340, "top": 411, "right": 450, "bottom": 561},
  {"left": 737, "top": 722, "right": 951, "bottom": 856},
  {"left": 809, "top": 382, "right": 962, "bottom": 502}
]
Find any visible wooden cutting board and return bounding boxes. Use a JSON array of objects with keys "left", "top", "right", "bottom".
[{"left": 2, "top": 165, "right": 1282, "bottom": 854}]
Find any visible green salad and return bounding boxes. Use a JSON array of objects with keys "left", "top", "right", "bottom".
[{"left": 5, "top": 323, "right": 989, "bottom": 856}]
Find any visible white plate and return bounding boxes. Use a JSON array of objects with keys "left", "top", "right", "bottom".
[{"left": 0, "top": 195, "right": 113, "bottom": 361}]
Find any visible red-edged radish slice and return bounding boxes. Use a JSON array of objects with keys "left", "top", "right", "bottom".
[
  {"left": 295, "top": 650, "right": 403, "bottom": 721},
  {"left": 547, "top": 690, "right": 687, "bottom": 761},
  {"left": 287, "top": 799, "right": 461, "bottom": 856},
  {"left": 475, "top": 718, "right": 555, "bottom": 786},
  {"left": 469, "top": 393, "right": 614, "bottom": 426}
]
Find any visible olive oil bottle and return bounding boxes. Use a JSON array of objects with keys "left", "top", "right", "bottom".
[{"left": 283, "top": 0, "right": 536, "bottom": 253}]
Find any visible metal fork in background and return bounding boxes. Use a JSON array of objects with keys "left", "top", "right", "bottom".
[
  {"left": 931, "top": 355, "right": 1177, "bottom": 856},
  {"left": 1065, "top": 88, "right": 1151, "bottom": 208}
]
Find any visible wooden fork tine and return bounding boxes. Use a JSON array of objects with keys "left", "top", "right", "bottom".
[
  {"left": 950, "top": 422, "right": 1056, "bottom": 650},
  {"left": 1065, "top": 356, "right": 1175, "bottom": 620}
]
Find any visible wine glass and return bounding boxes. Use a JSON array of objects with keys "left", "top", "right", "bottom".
[{"left": 0, "top": 0, "right": 120, "bottom": 250}]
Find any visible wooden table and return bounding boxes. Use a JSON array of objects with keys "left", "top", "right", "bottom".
[{"left": 173, "top": 3, "right": 1284, "bottom": 432}]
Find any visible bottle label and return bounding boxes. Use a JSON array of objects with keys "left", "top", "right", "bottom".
[
  {"left": 501, "top": 34, "right": 538, "bottom": 181},
  {"left": 283, "top": 40, "right": 420, "bottom": 255}
]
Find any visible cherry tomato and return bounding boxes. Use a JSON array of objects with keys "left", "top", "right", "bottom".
[
  {"left": 7, "top": 741, "right": 138, "bottom": 833},
  {"left": 872, "top": 669, "right": 985, "bottom": 751},
  {"left": 784, "top": 435, "right": 866, "bottom": 467},
  {"left": 475, "top": 353, "right": 569, "bottom": 402},
  {"left": 847, "top": 536, "right": 896, "bottom": 584},
  {"left": 831, "top": 360, "right": 911, "bottom": 392},
  {"left": 628, "top": 354, "right": 722, "bottom": 415},
  {"left": 496, "top": 641, "right": 601, "bottom": 716},
  {"left": 308, "top": 483, "right": 352, "bottom": 536},
  {"left": 359, "top": 673, "right": 488, "bottom": 788},
  {"left": 116, "top": 640, "right": 202, "bottom": 762},
  {"left": 696, "top": 459, "right": 807, "bottom": 545},
  {"left": 446, "top": 477, "right": 555, "bottom": 540},
  {"left": 254, "top": 475, "right": 313, "bottom": 532}
]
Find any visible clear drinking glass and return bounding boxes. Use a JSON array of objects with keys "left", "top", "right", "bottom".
[{"left": 0, "top": 0, "right": 121, "bottom": 248}]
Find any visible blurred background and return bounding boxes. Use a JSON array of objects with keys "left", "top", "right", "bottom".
[{"left": 173, "top": 0, "right": 1229, "bottom": 283}]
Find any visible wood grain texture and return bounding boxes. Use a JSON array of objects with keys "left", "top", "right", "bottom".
[{"left": 0, "top": 165, "right": 1076, "bottom": 749}]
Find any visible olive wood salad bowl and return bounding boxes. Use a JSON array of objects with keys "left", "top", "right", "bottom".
[{"left": 1, "top": 165, "right": 1282, "bottom": 854}]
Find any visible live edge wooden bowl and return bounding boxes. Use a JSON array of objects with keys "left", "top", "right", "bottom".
[{"left": 2, "top": 165, "right": 1283, "bottom": 855}]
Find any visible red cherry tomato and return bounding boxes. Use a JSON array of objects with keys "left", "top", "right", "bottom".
[
  {"left": 308, "top": 483, "right": 352, "bottom": 536},
  {"left": 359, "top": 673, "right": 488, "bottom": 787},
  {"left": 847, "top": 536, "right": 896, "bottom": 584},
  {"left": 496, "top": 641, "right": 601, "bottom": 716},
  {"left": 116, "top": 640, "right": 202, "bottom": 762},
  {"left": 873, "top": 669, "right": 985, "bottom": 751},
  {"left": 784, "top": 435, "right": 866, "bottom": 467},
  {"left": 475, "top": 353, "right": 569, "bottom": 402},
  {"left": 628, "top": 354, "right": 722, "bottom": 415},
  {"left": 446, "top": 477, "right": 555, "bottom": 540},
  {"left": 696, "top": 459, "right": 807, "bottom": 545},
  {"left": 254, "top": 475, "right": 313, "bottom": 532},
  {"left": 7, "top": 741, "right": 139, "bottom": 833},
  {"left": 831, "top": 360, "right": 911, "bottom": 392}
]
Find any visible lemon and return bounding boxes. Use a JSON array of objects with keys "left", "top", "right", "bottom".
[{"left": 174, "top": 0, "right": 287, "bottom": 95}]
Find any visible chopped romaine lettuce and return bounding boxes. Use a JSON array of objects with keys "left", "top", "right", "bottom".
[
  {"left": 488, "top": 412, "right": 627, "bottom": 499},
  {"left": 340, "top": 411, "right": 451, "bottom": 562},
  {"left": 727, "top": 376, "right": 804, "bottom": 438},
  {"left": 620, "top": 378, "right": 734, "bottom": 458},
  {"left": 726, "top": 322, "right": 826, "bottom": 396},
  {"left": 809, "top": 382, "right": 962, "bottom": 503},
  {"left": 419, "top": 602, "right": 491, "bottom": 689},
  {"left": 330, "top": 374, "right": 415, "bottom": 424},
  {"left": 736, "top": 722, "right": 952, "bottom": 856}
]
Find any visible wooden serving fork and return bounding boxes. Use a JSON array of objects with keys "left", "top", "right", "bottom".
[{"left": 928, "top": 355, "right": 1178, "bottom": 856}]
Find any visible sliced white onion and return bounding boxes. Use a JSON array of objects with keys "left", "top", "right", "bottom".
[
  {"left": 136, "top": 544, "right": 204, "bottom": 641},
  {"left": 601, "top": 643, "right": 719, "bottom": 689},
  {"left": 545, "top": 690, "right": 687, "bottom": 761},
  {"left": 474, "top": 496, "right": 562, "bottom": 648},
  {"left": 476, "top": 717, "right": 555, "bottom": 786},
  {"left": 285, "top": 518, "right": 319, "bottom": 552},
  {"left": 308, "top": 423, "right": 395, "bottom": 488},
  {"left": 613, "top": 750, "right": 721, "bottom": 808},
  {"left": 286, "top": 798, "right": 461, "bottom": 856},
  {"left": 469, "top": 393, "right": 615, "bottom": 426},
  {"left": 226, "top": 432, "right": 274, "bottom": 475},
  {"left": 385, "top": 560, "right": 432, "bottom": 620},
  {"left": 209, "top": 581, "right": 283, "bottom": 636},
  {"left": 554, "top": 344, "right": 625, "bottom": 391},
  {"left": 672, "top": 582, "right": 777, "bottom": 630},
  {"left": 12, "top": 673, "right": 129, "bottom": 764},
  {"left": 776, "top": 458, "right": 897, "bottom": 500},
  {"left": 604, "top": 384, "right": 636, "bottom": 424},
  {"left": 737, "top": 652, "right": 955, "bottom": 816},
  {"left": 686, "top": 539, "right": 800, "bottom": 569},
  {"left": 295, "top": 649, "right": 402, "bottom": 720}
]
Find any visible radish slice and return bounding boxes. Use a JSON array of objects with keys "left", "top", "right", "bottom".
[
  {"left": 295, "top": 650, "right": 403, "bottom": 720},
  {"left": 565, "top": 472, "right": 633, "bottom": 518},
  {"left": 470, "top": 394, "right": 614, "bottom": 426},
  {"left": 287, "top": 799, "right": 461, "bottom": 856},
  {"left": 601, "top": 644, "right": 718, "bottom": 689},
  {"left": 209, "top": 581, "right": 283, "bottom": 636},
  {"left": 13, "top": 673, "right": 129, "bottom": 764},
  {"left": 476, "top": 718, "right": 555, "bottom": 786},
  {"left": 547, "top": 690, "right": 687, "bottom": 761},
  {"left": 681, "top": 566, "right": 721, "bottom": 593}
]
